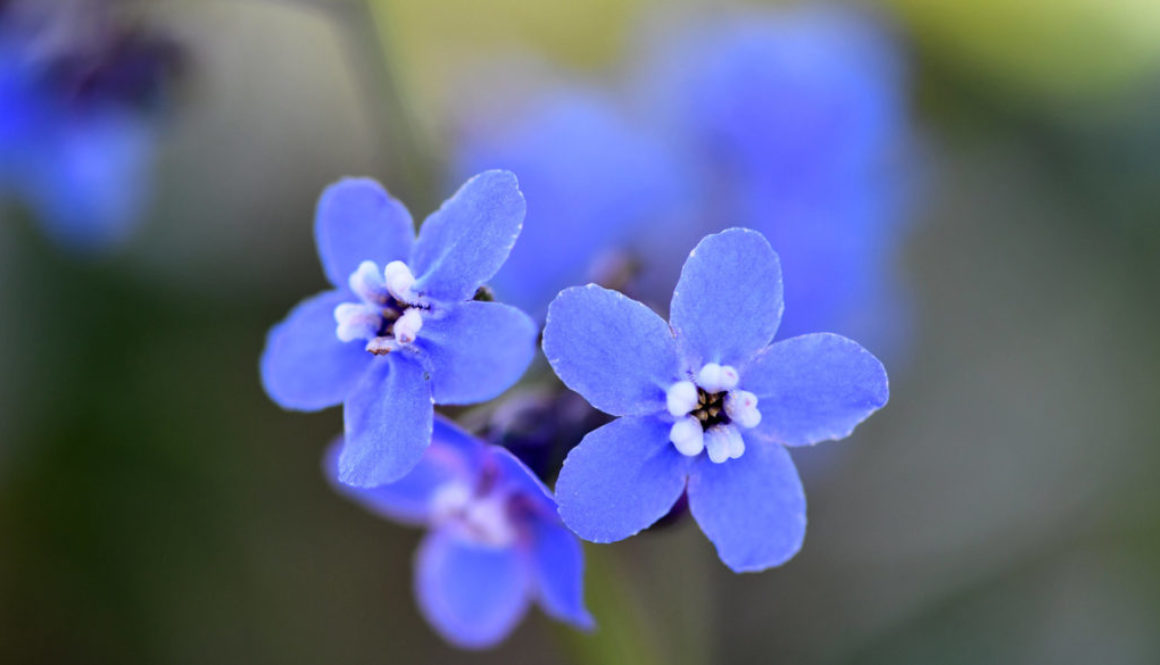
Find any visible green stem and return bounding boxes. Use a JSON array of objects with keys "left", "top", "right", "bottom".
[{"left": 327, "top": 0, "right": 441, "bottom": 209}]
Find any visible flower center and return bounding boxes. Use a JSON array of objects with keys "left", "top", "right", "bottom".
[
  {"left": 429, "top": 471, "right": 519, "bottom": 548},
  {"left": 334, "top": 260, "right": 425, "bottom": 354},
  {"left": 665, "top": 363, "right": 762, "bottom": 464}
]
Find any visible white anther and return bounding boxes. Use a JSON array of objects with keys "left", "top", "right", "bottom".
[
  {"left": 705, "top": 425, "right": 744, "bottom": 464},
  {"left": 364, "top": 336, "right": 396, "bottom": 355},
  {"left": 383, "top": 260, "right": 416, "bottom": 302},
  {"left": 334, "top": 303, "right": 380, "bottom": 342},
  {"left": 349, "top": 260, "right": 389, "bottom": 304},
  {"left": 670, "top": 416, "right": 705, "bottom": 457},
  {"left": 704, "top": 425, "right": 731, "bottom": 464},
  {"left": 666, "top": 380, "right": 699, "bottom": 417},
  {"left": 697, "top": 363, "right": 739, "bottom": 392},
  {"left": 724, "top": 390, "right": 762, "bottom": 429},
  {"left": 392, "top": 307, "right": 423, "bottom": 344}
]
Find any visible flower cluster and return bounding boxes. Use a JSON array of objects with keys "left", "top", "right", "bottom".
[
  {"left": 263, "top": 174, "right": 888, "bottom": 645},
  {"left": 260, "top": 5, "right": 899, "bottom": 651}
]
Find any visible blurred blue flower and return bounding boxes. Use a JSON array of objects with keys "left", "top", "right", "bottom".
[
  {"left": 261, "top": 172, "right": 538, "bottom": 487},
  {"left": 543, "top": 229, "right": 888, "bottom": 572},
  {"left": 0, "top": 1, "right": 181, "bottom": 251},
  {"left": 453, "top": 90, "right": 690, "bottom": 316},
  {"left": 635, "top": 7, "right": 913, "bottom": 353},
  {"left": 326, "top": 415, "right": 593, "bottom": 649}
]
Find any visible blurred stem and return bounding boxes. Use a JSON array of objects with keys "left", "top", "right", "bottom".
[
  {"left": 556, "top": 546, "right": 665, "bottom": 665},
  {"left": 327, "top": 0, "right": 440, "bottom": 209},
  {"left": 557, "top": 539, "right": 714, "bottom": 665}
]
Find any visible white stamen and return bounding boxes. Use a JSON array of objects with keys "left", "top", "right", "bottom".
[
  {"left": 666, "top": 380, "right": 699, "bottom": 417},
  {"left": 697, "top": 363, "right": 739, "bottom": 392},
  {"left": 383, "top": 260, "right": 416, "bottom": 303},
  {"left": 463, "top": 497, "right": 518, "bottom": 547},
  {"left": 364, "top": 336, "right": 396, "bottom": 355},
  {"left": 724, "top": 390, "right": 762, "bottom": 429},
  {"left": 670, "top": 416, "right": 705, "bottom": 457},
  {"left": 392, "top": 307, "right": 423, "bottom": 344},
  {"left": 704, "top": 425, "right": 734, "bottom": 464},
  {"left": 430, "top": 482, "right": 516, "bottom": 548},
  {"left": 349, "top": 260, "right": 389, "bottom": 304},
  {"left": 727, "top": 429, "right": 746, "bottom": 459},
  {"left": 430, "top": 482, "right": 472, "bottom": 520},
  {"left": 334, "top": 303, "right": 380, "bottom": 342}
]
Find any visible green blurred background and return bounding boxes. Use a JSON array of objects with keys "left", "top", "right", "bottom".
[{"left": 3, "top": 0, "right": 1160, "bottom": 663}]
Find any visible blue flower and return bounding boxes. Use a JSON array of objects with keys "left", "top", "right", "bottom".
[
  {"left": 326, "top": 415, "right": 593, "bottom": 649},
  {"left": 0, "top": 2, "right": 181, "bottom": 251},
  {"left": 453, "top": 90, "right": 690, "bottom": 316},
  {"left": 542, "top": 228, "right": 889, "bottom": 572},
  {"left": 261, "top": 171, "right": 538, "bottom": 486},
  {"left": 634, "top": 7, "right": 913, "bottom": 355}
]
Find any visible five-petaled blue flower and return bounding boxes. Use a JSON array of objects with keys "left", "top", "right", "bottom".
[
  {"left": 326, "top": 415, "right": 593, "bottom": 649},
  {"left": 543, "top": 228, "right": 889, "bottom": 572},
  {"left": 261, "top": 171, "right": 538, "bottom": 486}
]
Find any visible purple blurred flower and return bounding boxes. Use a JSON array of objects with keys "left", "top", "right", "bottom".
[
  {"left": 637, "top": 7, "right": 913, "bottom": 352},
  {"left": 543, "top": 228, "right": 888, "bottom": 572},
  {"left": 453, "top": 90, "right": 690, "bottom": 316},
  {"left": 326, "top": 415, "right": 593, "bottom": 649},
  {"left": 0, "top": 0, "right": 182, "bottom": 250},
  {"left": 261, "top": 172, "right": 538, "bottom": 487}
]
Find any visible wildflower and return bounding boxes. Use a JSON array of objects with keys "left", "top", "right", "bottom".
[
  {"left": 326, "top": 416, "right": 593, "bottom": 649},
  {"left": 543, "top": 228, "right": 888, "bottom": 572},
  {"left": 0, "top": 0, "right": 183, "bottom": 250},
  {"left": 262, "top": 171, "right": 538, "bottom": 486}
]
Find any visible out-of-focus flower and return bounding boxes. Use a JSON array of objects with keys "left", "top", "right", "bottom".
[
  {"left": 453, "top": 90, "right": 689, "bottom": 316},
  {"left": 326, "top": 415, "right": 593, "bottom": 649},
  {"left": 0, "top": 0, "right": 182, "bottom": 250},
  {"left": 261, "top": 172, "right": 538, "bottom": 487},
  {"left": 542, "top": 229, "right": 888, "bottom": 572},
  {"left": 636, "top": 7, "right": 913, "bottom": 352}
]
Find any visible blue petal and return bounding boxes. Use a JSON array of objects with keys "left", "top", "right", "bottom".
[
  {"left": 530, "top": 519, "right": 594, "bottom": 629},
  {"left": 416, "top": 301, "right": 537, "bottom": 405},
  {"left": 686, "top": 441, "right": 806, "bottom": 572},
  {"left": 339, "top": 354, "right": 434, "bottom": 486},
  {"left": 743, "top": 332, "right": 888, "bottom": 446},
  {"left": 555, "top": 416, "right": 689, "bottom": 542},
  {"left": 260, "top": 290, "right": 372, "bottom": 411},
  {"left": 487, "top": 446, "right": 557, "bottom": 517},
  {"left": 415, "top": 531, "right": 532, "bottom": 649},
  {"left": 543, "top": 285, "right": 680, "bottom": 416},
  {"left": 315, "top": 178, "right": 415, "bottom": 288},
  {"left": 28, "top": 112, "right": 152, "bottom": 252},
  {"left": 324, "top": 415, "right": 484, "bottom": 524},
  {"left": 670, "top": 228, "right": 784, "bottom": 367},
  {"left": 410, "top": 170, "right": 525, "bottom": 302}
]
